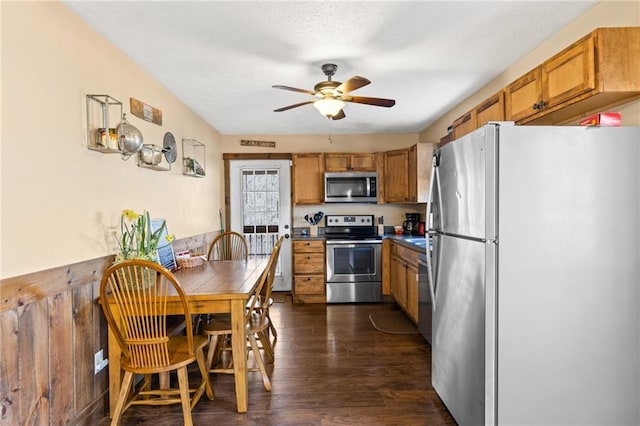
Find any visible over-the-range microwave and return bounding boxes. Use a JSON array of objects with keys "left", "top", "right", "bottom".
[{"left": 324, "top": 172, "right": 378, "bottom": 203}]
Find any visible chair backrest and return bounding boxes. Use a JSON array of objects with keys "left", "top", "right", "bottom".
[
  {"left": 207, "top": 231, "right": 248, "bottom": 261},
  {"left": 99, "top": 259, "right": 194, "bottom": 369}
]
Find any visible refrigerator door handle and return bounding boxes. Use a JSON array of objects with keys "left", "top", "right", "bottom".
[
  {"left": 426, "top": 154, "right": 436, "bottom": 233},
  {"left": 425, "top": 234, "right": 439, "bottom": 313},
  {"left": 425, "top": 155, "right": 439, "bottom": 312}
]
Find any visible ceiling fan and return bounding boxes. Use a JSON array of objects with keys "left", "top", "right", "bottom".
[{"left": 273, "top": 63, "right": 396, "bottom": 120}]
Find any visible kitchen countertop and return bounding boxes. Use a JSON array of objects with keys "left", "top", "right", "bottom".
[
  {"left": 292, "top": 231, "right": 427, "bottom": 251},
  {"left": 384, "top": 234, "right": 428, "bottom": 251}
]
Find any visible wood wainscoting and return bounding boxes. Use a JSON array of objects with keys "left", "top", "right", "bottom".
[{"left": 0, "top": 232, "right": 216, "bottom": 425}]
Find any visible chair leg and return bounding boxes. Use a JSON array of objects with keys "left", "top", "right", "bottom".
[
  {"left": 248, "top": 334, "right": 271, "bottom": 391},
  {"left": 268, "top": 318, "right": 278, "bottom": 346},
  {"left": 195, "top": 346, "right": 214, "bottom": 401},
  {"left": 177, "top": 366, "right": 194, "bottom": 426},
  {"left": 111, "top": 371, "right": 134, "bottom": 426},
  {"left": 257, "top": 329, "right": 274, "bottom": 363},
  {"left": 206, "top": 335, "right": 219, "bottom": 370}
]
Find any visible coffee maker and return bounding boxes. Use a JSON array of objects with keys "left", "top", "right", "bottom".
[{"left": 402, "top": 213, "right": 420, "bottom": 235}]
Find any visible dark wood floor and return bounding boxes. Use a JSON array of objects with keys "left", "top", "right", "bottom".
[{"left": 98, "top": 295, "right": 456, "bottom": 425}]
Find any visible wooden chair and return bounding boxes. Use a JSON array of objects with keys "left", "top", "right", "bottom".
[
  {"left": 99, "top": 259, "right": 213, "bottom": 426},
  {"left": 197, "top": 231, "right": 249, "bottom": 333},
  {"left": 203, "top": 237, "right": 284, "bottom": 391},
  {"left": 255, "top": 236, "right": 284, "bottom": 350},
  {"left": 207, "top": 231, "right": 248, "bottom": 261}
]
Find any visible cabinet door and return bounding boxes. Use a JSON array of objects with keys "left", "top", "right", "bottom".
[
  {"left": 393, "top": 257, "right": 408, "bottom": 310},
  {"left": 406, "top": 263, "right": 419, "bottom": 323},
  {"left": 292, "top": 153, "right": 324, "bottom": 205},
  {"left": 475, "top": 91, "right": 505, "bottom": 127},
  {"left": 505, "top": 67, "right": 542, "bottom": 122},
  {"left": 390, "top": 255, "right": 400, "bottom": 302},
  {"left": 324, "top": 154, "right": 350, "bottom": 172},
  {"left": 407, "top": 145, "right": 418, "bottom": 202},
  {"left": 542, "top": 36, "right": 595, "bottom": 108},
  {"left": 452, "top": 110, "right": 477, "bottom": 139},
  {"left": 325, "top": 153, "right": 377, "bottom": 172},
  {"left": 350, "top": 153, "right": 377, "bottom": 171},
  {"left": 384, "top": 148, "right": 409, "bottom": 203}
]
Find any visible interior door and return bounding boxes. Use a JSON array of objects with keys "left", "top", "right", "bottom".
[{"left": 229, "top": 160, "right": 292, "bottom": 291}]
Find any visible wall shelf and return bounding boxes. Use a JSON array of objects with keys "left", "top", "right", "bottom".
[
  {"left": 182, "top": 138, "right": 205, "bottom": 177},
  {"left": 86, "top": 94, "right": 122, "bottom": 153}
]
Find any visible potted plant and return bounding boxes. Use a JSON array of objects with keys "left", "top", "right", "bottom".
[{"left": 114, "top": 209, "right": 174, "bottom": 263}]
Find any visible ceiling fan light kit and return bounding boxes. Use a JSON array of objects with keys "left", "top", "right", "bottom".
[
  {"left": 313, "top": 98, "right": 345, "bottom": 118},
  {"left": 273, "top": 63, "right": 395, "bottom": 121}
]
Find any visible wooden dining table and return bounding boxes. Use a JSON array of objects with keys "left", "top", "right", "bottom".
[{"left": 104, "top": 256, "right": 271, "bottom": 417}]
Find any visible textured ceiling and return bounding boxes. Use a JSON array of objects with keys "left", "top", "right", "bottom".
[{"left": 63, "top": 1, "right": 597, "bottom": 135}]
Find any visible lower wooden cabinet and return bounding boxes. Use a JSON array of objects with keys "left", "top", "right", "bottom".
[
  {"left": 292, "top": 239, "right": 326, "bottom": 303},
  {"left": 389, "top": 241, "right": 419, "bottom": 323}
]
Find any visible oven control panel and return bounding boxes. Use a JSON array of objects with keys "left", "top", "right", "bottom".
[{"left": 325, "top": 215, "right": 374, "bottom": 227}]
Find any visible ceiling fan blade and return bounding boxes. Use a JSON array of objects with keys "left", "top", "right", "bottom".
[
  {"left": 336, "top": 76, "right": 370, "bottom": 94},
  {"left": 346, "top": 96, "right": 396, "bottom": 108},
  {"left": 274, "top": 100, "right": 315, "bottom": 112},
  {"left": 330, "top": 110, "right": 346, "bottom": 120},
  {"left": 272, "top": 85, "right": 316, "bottom": 96}
]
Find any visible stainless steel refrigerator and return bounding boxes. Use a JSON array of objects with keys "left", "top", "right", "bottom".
[{"left": 425, "top": 123, "right": 640, "bottom": 426}]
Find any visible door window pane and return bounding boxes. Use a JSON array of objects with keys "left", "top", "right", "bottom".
[{"left": 242, "top": 168, "right": 280, "bottom": 259}]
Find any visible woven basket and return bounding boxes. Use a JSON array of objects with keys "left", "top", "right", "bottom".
[{"left": 177, "top": 256, "right": 204, "bottom": 269}]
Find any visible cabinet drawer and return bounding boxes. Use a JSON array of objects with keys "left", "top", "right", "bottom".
[
  {"left": 293, "top": 240, "right": 325, "bottom": 253},
  {"left": 293, "top": 253, "right": 325, "bottom": 274},
  {"left": 294, "top": 276, "right": 325, "bottom": 294}
]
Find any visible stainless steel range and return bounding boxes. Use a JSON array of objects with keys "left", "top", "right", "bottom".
[{"left": 325, "top": 215, "right": 382, "bottom": 303}]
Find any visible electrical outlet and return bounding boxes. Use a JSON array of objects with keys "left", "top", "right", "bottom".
[{"left": 94, "top": 349, "right": 109, "bottom": 375}]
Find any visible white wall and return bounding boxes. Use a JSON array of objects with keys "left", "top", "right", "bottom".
[
  {"left": 420, "top": 0, "right": 640, "bottom": 142},
  {"left": 1, "top": 2, "right": 223, "bottom": 278}
]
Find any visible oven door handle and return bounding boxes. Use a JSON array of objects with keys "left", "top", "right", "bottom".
[{"left": 325, "top": 240, "right": 382, "bottom": 245}]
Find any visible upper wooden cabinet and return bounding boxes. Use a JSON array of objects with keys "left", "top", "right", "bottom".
[
  {"left": 324, "top": 152, "right": 377, "bottom": 172},
  {"left": 506, "top": 27, "right": 640, "bottom": 124},
  {"left": 448, "top": 90, "right": 505, "bottom": 142},
  {"left": 475, "top": 91, "right": 505, "bottom": 127},
  {"left": 452, "top": 111, "right": 477, "bottom": 140},
  {"left": 292, "top": 153, "right": 324, "bottom": 205},
  {"left": 383, "top": 143, "right": 435, "bottom": 203},
  {"left": 384, "top": 148, "right": 410, "bottom": 203},
  {"left": 506, "top": 37, "right": 595, "bottom": 122}
]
